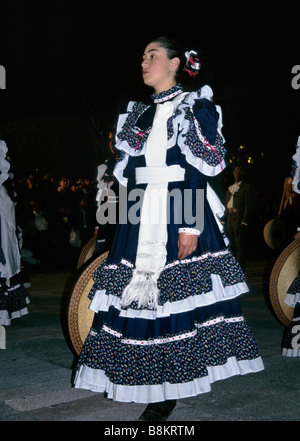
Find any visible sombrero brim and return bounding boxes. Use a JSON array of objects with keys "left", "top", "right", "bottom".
[
  {"left": 269, "top": 239, "right": 300, "bottom": 326},
  {"left": 77, "top": 235, "right": 97, "bottom": 270},
  {"left": 68, "top": 251, "right": 109, "bottom": 355}
]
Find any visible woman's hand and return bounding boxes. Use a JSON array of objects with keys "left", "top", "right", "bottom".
[{"left": 178, "top": 233, "right": 198, "bottom": 260}]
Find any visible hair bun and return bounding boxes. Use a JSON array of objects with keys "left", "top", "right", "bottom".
[{"left": 184, "top": 50, "right": 201, "bottom": 77}]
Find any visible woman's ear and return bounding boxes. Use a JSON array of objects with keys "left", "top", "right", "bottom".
[{"left": 170, "top": 57, "right": 180, "bottom": 73}]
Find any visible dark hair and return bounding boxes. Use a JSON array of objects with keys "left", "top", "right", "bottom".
[
  {"left": 152, "top": 37, "right": 181, "bottom": 60},
  {"left": 151, "top": 36, "right": 184, "bottom": 80},
  {"left": 151, "top": 36, "right": 202, "bottom": 87}
]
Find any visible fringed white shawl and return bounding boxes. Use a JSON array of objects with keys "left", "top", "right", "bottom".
[{"left": 120, "top": 95, "right": 186, "bottom": 309}]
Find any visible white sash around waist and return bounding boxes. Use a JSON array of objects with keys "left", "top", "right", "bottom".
[{"left": 136, "top": 165, "right": 185, "bottom": 185}]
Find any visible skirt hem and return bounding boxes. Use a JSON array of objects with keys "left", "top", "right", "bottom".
[{"left": 74, "top": 356, "right": 264, "bottom": 403}]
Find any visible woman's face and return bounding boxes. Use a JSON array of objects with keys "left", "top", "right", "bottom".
[{"left": 141, "top": 41, "right": 179, "bottom": 94}]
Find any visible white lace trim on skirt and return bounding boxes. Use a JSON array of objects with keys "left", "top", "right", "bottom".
[
  {"left": 0, "top": 303, "right": 29, "bottom": 326},
  {"left": 75, "top": 356, "right": 264, "bottom": 403},
  {"left": 89, "top": 277, "right": 249, "bottom": 319}
]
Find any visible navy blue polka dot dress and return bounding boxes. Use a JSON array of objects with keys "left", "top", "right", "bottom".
[{"left": 74, "top": 84, "right": 264, "bottom": 403}]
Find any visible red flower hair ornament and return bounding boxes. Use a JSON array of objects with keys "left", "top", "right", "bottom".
[{"left": 184, "top": 50, "right": 201, "bottom": 77}]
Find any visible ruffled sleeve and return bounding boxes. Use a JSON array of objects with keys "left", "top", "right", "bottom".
[
  {"left": 292, "top": 136, "right": 300, "bottom": 194},
  {"left": 0, "top": 140, "right": 10, "bottom": 186},
  {"left": 177, "top": 85, "right": 226, "bottom": 176},
  {"left": 114, "top": 101, "right": 151, "bottom": 186}
]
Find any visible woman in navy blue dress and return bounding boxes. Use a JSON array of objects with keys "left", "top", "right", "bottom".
[
  {"left": 282, "top": 137, "right": 300, "bottom": 357},
  {"left": 0, "top": 140, "right": 30, "bottom": 327},
  {"left": 74, "top": 37, "right": 264, "bottom": 421}
]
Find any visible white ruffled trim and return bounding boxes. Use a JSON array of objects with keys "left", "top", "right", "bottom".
[
  {"left": 0, "top": 303, "right": 29, "bottom": 326},
  {"left": 114, "top": 102, "right": 150, "bottom": 158},
  {"left": 176, "top": 87, "right": 226, "bottom": 177},
  {"left": 282, "top": 348, "right": 300, "bottom": 357},
  {"left": 207, "top": 182, "right": 229, "bottom": 245},
  {"left": 292, "top": 139, "right": 300, "bottom": 194},
  {"left": 95, "top": 163, "right": 111, "bottom": 207},
  {"left": 0, "top": 140, "right": 10, "bottom": 186},
  {"left": 0, "top": 186, "right": 22, "bottom": 285},
  {"left": 89, "top": 275, "right": 249, "bottom": 320},
  {"left": 75, "top": 356, "right": 264, "bottom": 403},
  {"left": 284, "top": 293, "right": 300, "bottom": 308},
  {"left": 113, "top": 86, "right": 226, "bottom": 185},
  {"left": 113, "top": 154, "right": 129, "bottom": 187}
]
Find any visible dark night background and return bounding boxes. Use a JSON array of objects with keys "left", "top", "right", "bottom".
[{"left": 0, "top": 0, "right": 299, "bottom": 208}]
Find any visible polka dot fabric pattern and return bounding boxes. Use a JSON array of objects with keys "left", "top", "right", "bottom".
[
  {"left": 116, "top": 102, "right": 151, "bottom": 153},
  {"left": 88, "top": 259, "right": 133, "bottom": 300},
  {"left": 287, "top": 274, "right": 300, "bottom": 296},
  {"left": 0, "top": 282, "right": 29, "bottom": 325},
  {"left": 212, "top": 251, "right": 246, "bottom": 287},
  {"left": 88, "top": 250, "right": 247, "bottom": 307},
  {"left": 158, "top": 258, "right": 213, "bottom": 303},
  {"left": 77, "top": 316, "right": 261, "bottom": 386},
  {"left": 181, "top": 106, "right": 225, "bottom": 167}
]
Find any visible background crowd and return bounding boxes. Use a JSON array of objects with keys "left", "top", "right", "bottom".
[
  {"left": 11, "top": 165, "right": 285, "bottom": 275},
  {"left": 14, "top": 172, "right": 98, "bottom": 271}
]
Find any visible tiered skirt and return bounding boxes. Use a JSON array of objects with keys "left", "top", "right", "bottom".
[{"left": 75, "top": 249, "right": 264, "bottom": 403}]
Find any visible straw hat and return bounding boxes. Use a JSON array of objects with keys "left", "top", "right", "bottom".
[
  {"left": 269, "top": 239, "right": 300, "bottom": 326},
  {"left": 77, "top": 235, "right": 97, "bottom": 270},
  {"left": 67, "top": 251, "right": 109, "bottom": 355}
]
